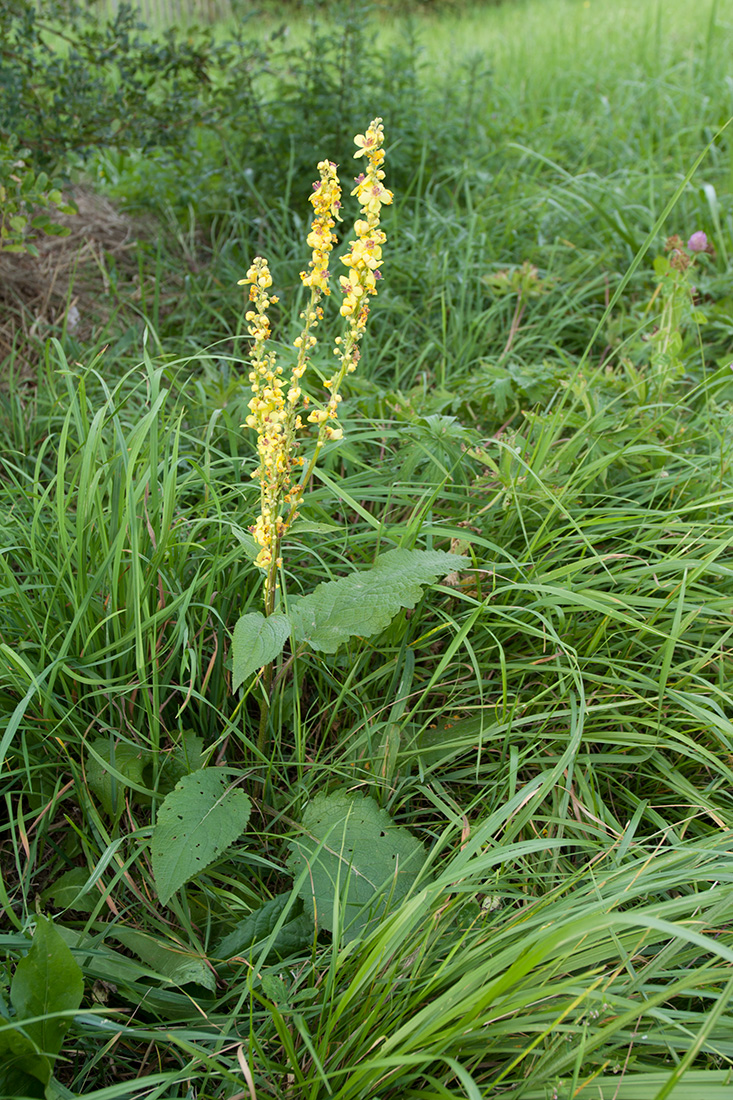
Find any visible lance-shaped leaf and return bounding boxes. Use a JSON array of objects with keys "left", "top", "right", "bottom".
[
  {"left": 111, "top": 928, "right": 215, "bottom": 990},
  {"left": 287, "top": 791, "right": 427, "bottom": 942},
  {"left": 152, "top": 769, "right": 251, "bottom": 905},
  {"left": 215, "top": 893, "right": 314, "bottom": 961},
  {"left": 288, "top": 548, "right": 465, "bottom": 654},
  {"left": 232, "top": 612, "right": 291, "bottom": 690},
  {"left": 3, "top": 915, "right": 84, "bottom": 1087},
  {"left": 86, "top": 738, "right": 152, "bottom": 815}
]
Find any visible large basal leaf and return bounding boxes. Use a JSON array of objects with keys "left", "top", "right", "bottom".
[
  {"left": 287, "top": 791, "right": 427, "bottom": 943},
  {"left": 151, "top": 769, "right": 252, "bottom": 905},
  {"left": 231, "top": 612, "right": 291, "bottom": 691},
  {"left": 41, "top": 868, "right": 98, "bottom": 914},
  {"left": 146, "top": 733, "right": 206, "bottom": 799},
  {"left": 111, "top": 928, "right": 215, "bottom": 991},
  {"left": 86, "top": 738, "right": 151, "bottom": 815},
  {"left": 215, "top": 893, "right": 314, "bottom": 962},
  {"left": 9, "top": 915, "right": 84, "bottom": 1084},
  {"left": 288, "top": 549, "right": 465, "bottom": 653},
  {"left": 0, "top": 1029, "right": 48, "bottom": 1092},
  {"left": 0, "top": 1062, "right": 45, "bottom": 1098}
]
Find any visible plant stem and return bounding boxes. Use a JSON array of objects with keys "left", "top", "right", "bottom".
[
  {"left": 500, "top": 293, "right": 526, "bottom": 360},
  {"left": 257, "top": 535, "right": 281, "bottom": 758}
]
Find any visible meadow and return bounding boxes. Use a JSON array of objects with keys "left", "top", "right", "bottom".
[{"left": 2, "top": 0, "right": 733, "bottom": 1096}]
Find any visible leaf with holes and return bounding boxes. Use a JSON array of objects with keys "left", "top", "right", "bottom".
[
  {"left": 287, "top": 791, "right": 427, "bottom": 943},
  {"left": 288, "top": 548, "right": 465, "bottom": 654},
  {"left": 151, "top": 770, "right": 251, "bottom": 905}
]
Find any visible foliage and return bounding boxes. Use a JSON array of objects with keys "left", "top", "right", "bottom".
[
  {"left": 287, "top": 789, "right": 427, "bottom": 941},
  {"left": 0, "top": 137, "right": 76, "bottom": 256},
  {"left": 2, "top": 0, "right": 733, "bottom": 1096},
  {"left": 0, "top": 0, "right": 218, "bottom": 168},
  {"left": 215, "top": 891, "right": 313, "bottom": 961},
  {"left": 288, "top": 548, "right": 465, "bottom": 651},
  {"left": 151, "top": 770, "right": 252, "bottom": 905},
  {"left": 0, "top": 916, "right": 84, "bottom": 1097}
]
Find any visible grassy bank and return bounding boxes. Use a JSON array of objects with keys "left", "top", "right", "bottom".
[{"left": 2, "top": 0, "right": 733, "bottom": 1097}]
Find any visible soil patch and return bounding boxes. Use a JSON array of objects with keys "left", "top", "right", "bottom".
[{"left": 0, "top": 187, "right": 149, "bottom": 379}]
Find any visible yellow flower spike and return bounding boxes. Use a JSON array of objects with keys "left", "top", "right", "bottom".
[
  {"left": 301, "top": 160, "right": 342, "bottom": 294},
  {"left": 297, "top": 119, "right": 391, "bottom": 478},
  {"left": 240, "top": 122, "right": 389, "bottom": 612},
  {"left": 239, "top": 257, "right": 291, "bottom": 582}
]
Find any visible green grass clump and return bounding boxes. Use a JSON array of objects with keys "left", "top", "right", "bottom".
[{"left": 3, "top": 0, "right": 733, "bottom": 1096}]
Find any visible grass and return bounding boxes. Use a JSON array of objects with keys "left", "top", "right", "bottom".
[{"left": 3, "top": 0, "right": 733, "bottom": 1096}]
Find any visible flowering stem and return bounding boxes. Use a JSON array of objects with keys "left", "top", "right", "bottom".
[
  {"left": 256, "top": 536, "right": 281, "bottom": 755},
  {"left": 239, "top": 122, "right": 392, "bottom": 764}
]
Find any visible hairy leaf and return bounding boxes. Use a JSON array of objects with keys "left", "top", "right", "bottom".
[
  {"left": 288, "top": 549, "right": 465, "bottom": 653},
  {"left": 111, "top": 929, "right": 215, "bottom": 991},
  {"left": 287, "top": 791, "right": 427, "bottom": 942},
  {"left": 151, "top": 769, "right": 251, "bottom": 905},
  {"left": 42, "top": 868, "right": 97, "bottom": 914},
  {"left": 8, "top": 916, "right": 84, "bottom": 1086},
  {"left": 86, "top": 738, "right": 151, "bottom": 816},
  {"left": 216, "top": 893, "right": 314, "bottom": 961},
  {"left": 0, "top": 1062, "right": 45, "bottom": 1097},
  {"left": 231, "top": 612, "right": 291, "bottom": 691}
]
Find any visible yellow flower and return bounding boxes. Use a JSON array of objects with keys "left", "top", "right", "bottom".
[
  {"left": 353, "top": 131, "right": 377, "bottom": 158},
  {"left": 352, "top": 177, "right": 393, "bottom": 217},
  {"left": 301, "top": 160, "right": 342, "bottom": 294},
  {"left": 240, "top": 122, "right": 389, "bottom": 592}
]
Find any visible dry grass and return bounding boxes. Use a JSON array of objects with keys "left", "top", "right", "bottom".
[{"left": 0, "top": 187, "right": 145, "bottom": 377}]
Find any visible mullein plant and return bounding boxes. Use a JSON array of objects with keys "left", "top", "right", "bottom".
[{"left": 238, "top": 118, "right": 392, "bottom": 749}]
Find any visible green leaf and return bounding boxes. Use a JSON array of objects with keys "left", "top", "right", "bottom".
[
  {"left": 287, "top": 791, "right": 427, "bottom": 942},
  {"left": 215, "top": 893, "right": 314, "bottom": 961},
  {"left": 0, "top": 1027, "right": 49, "bottom": 1092},
  {"left": 490, "top": 375, "right": 518, "bottom": 418},
  {"left": 0, "top": 1062, "right": 45, "bottom": 1097},
  {"left": 288, "top": 519, "right": 342, "bottom": 534},
  {"left": 231, "top": 525, "right": 260, "bottom": 560},
  {"left": 45, "top": 1077, "right": 78, "bottom": 1099},
  {"left": 151, "top": 769, "right": 252, "bottom": 905},
  {"left": 54, "top": 928, "right": 206, "bottom": 991},
  {"left": 41, "top": 868, "right": 98, "bottom": 914},
  {"left": 141, "top": 733, "right": 206, "bottom": 801},
  {"left": 9, "top": 916, "right": 84, "bottom": 1080},
  {"left": 158, "top": 733, "right": 206, "bottom": 788},
  {"left": 86, "top": 738, "right": 152, "bottom": 815},
  {"left": 111, "top": 929, "right": 215, "bottom": 991},
  {"left": 37, "top": 223, "right": 70, "bottom": 238},
  {"left": 231, "top": 612, "right": 290, "bottom": 691},
  {"left": 288, "top": 549, "right": 465, "bottom": 654}
]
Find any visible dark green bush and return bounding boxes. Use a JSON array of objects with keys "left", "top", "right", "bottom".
[{"left": 0, "top": 0, "right": 220, "bottom": 167}]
